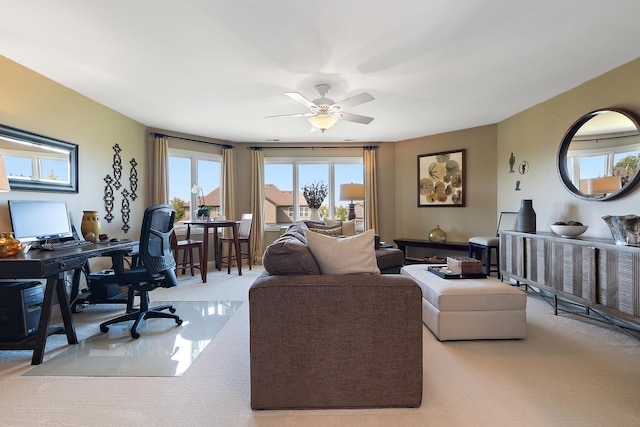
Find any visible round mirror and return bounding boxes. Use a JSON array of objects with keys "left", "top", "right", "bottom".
[{"left": 557, "top": 109, "right": 640, "bottom": 201}]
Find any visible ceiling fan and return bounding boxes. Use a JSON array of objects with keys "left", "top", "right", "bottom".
[{"left": 267, "top": 84, "right": 375, "bottom": 133}]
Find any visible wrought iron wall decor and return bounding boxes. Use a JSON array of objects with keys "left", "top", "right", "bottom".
[
  {"left": 121, "top": 188, "right": 131, "bottom": 233},
  {"left": 112, "top": 144, "right": 122, "bottom": 189},
  {"left": 101, "top": 144, "right": 137, "bottom": 233},
  {"left": 129, "top": 158, "right": 138, "bottom": 200},
  {"left": 103, "top": 174, "right": 115, "bottom": 223}
]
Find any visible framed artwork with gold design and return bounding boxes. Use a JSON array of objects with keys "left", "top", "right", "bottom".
[{"left": 417, "top": 149, "right": 465, "bottom": 207}]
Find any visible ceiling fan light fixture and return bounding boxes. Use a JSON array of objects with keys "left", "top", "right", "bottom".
[{"left": 308, "top": 114, "right": 338, "bottom": 132}]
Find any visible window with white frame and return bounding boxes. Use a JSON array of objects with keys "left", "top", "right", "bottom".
[
  {"left": 264, "top": 157, "right": 363, "bottom": 228},
  {"left": 168, "top": 148, "right": 222, "bottom": 224}
]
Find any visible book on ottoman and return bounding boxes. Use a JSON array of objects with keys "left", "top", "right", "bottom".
[{"left": 446, "top": 256, "right": 483, "bottom": 274}]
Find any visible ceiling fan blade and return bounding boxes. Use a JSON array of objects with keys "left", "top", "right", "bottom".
[
  {"left": 265, "top": 112, "right": 313, "bottom": 119},
  {"left": 285, "top": 92, "right": 317, "bottom": 109},
  {"left": 340, "top": 112, "right": 374, "bottom": 124},
  {"left": 333, "top": 92, "right": 374, "bottom": 109}
]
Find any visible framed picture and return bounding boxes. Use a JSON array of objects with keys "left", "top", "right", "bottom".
[{"left": 417, "top": 149, "right": 465, "bottom": 207}]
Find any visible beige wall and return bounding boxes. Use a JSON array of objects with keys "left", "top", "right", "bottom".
[
  {"left": 4, "top": 52, "right": 640, "bottom": 251},
  {"left": 393, "top": 125, "right": 498, "bottom": 246},
  {"left": 0, "top": 56, "right": 148, "bottom": 240},
  {"left": 497, "top": 57, "right": 640, "bottom": 239}
]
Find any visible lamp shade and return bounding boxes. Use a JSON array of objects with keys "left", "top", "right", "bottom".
[
  {"left": 0, "top": 155, "right": 10, "bottom": 192},
  {"left": 585, "top": 176, "right": 622, "bottom": 195},
  {"left": 340, "top": 183, "right": 365, "bottom": 201},
  {"left": 308, "top": 114, "right": 338, "bottom": 132}
]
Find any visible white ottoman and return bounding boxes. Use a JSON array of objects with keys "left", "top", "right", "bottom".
[{"left": 401, "top": 264, "right": 527, "bottom": 341}]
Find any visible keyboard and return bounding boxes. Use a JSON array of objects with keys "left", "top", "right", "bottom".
[{"left": 38, "top": 240, "right": 93, "bottom": 251}]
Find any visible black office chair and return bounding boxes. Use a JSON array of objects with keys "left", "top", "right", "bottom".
[{"left": 99, "top": 204, "right": 183, "bottom": 339}]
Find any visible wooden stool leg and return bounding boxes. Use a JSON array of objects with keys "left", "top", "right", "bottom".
[{"left": 227, "top": 241, "right": 232, "bottom": 274}]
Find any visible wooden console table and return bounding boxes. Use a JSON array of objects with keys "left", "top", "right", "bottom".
[
  {"left": 500, "top": 230, "right": 640, "bottom": 334},
  {"left": 394, "top": 238, "right": 469, "bottom": 262}
]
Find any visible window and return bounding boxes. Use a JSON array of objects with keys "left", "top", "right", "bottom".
[
  {"left": 264, "top": 157, "right": 363, "bottom": 229},
  {"left": 168, "top": 148, "right": 222, "bottom": 224}
]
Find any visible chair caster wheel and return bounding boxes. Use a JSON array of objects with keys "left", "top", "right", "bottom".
[
  {"left": 131, "top": 331, "right": 140, "bottom": 339},
  {"left": 169, "top": 307, "right": 176, "bottom": 313},
  {"left": 100, "top": 325, "right": 109, "bottom": 333},
  {"left": 176, "top": 319, "right": 183, "bottom": 326}
]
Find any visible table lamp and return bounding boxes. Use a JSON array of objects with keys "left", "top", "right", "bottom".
[{"left": 339, "top": 183, "right": 365, "bottom": 221}]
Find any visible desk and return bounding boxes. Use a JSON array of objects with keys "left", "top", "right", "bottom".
[
  {"left": 393, "top": 238, "right": 468, "bottom": 262},
  {"left": 0, "top": 240, "right": 136, "bottom": 365},
  {"left": 184, "top": 220, "right": 242, "bottom": 279}
]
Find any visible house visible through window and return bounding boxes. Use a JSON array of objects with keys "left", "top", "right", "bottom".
[
  {"left": 264, "top": 157, "right": 363, "bottom": 229},
  {"left": 168, "top": 148, "right": 222, "bottom": 224}
]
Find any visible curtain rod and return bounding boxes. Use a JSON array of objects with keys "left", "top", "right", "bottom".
[
  {"left": 150, "top": 132, "right": 233, "bottom": 149},
  {"left": 247, "top": 145, "right": 379, "bottom": 150}
]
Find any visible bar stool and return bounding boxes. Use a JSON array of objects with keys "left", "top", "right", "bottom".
[
  {"left": 468, "top": 236, "right": 499, "bottom": 277},
  {"left": 219, "top": 213, "right": 253, "bottom": 274},
  {"left": 170, "top": 231, "right": 205, "bottom": 282},
  {"left": 468, "top": 211, "right": 518, "bottom": 278}
]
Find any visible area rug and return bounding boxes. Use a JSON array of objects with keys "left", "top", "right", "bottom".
[{"left": 22, "top": 300, "right": 242, "bottom": 377}]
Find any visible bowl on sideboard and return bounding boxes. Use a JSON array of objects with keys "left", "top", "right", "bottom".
[{"left": 550, "top": 224, "right": 588, "bottom": 238}]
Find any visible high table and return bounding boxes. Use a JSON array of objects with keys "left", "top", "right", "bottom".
[
  {"left": 183, "top": 220, "right": 242, "bottom": 279},
  {"left": 0, "top": 240, "right": 137, "bottom": 365}
]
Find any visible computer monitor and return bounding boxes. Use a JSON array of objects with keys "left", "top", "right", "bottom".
[{"left": 8, "top": 200, "right": 74, "bottom": 243}]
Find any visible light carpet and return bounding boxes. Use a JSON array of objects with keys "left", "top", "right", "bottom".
[
  {"left": 22, "top": 300, "right": 242, "bottom": 377},
  {"left": 0, "top": 267, "right": 639, "bottom": 426}
]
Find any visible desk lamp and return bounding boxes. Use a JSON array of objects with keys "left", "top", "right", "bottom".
[{"left": 339, "top": 183, "right": 365, "bottom": 221}]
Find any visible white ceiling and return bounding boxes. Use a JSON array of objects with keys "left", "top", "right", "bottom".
[{"left": 2, "top": 0, "right": 640, "bottom": 144}]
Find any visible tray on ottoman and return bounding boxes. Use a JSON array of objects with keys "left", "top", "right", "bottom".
[{"left": 428, "top": 266, "right": 486, "bottom": 279}]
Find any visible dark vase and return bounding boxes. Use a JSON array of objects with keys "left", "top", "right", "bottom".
[{"left": 516, "top": 199, "right": 536, "bottom": 233}]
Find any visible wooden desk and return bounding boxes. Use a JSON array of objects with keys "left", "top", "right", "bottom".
[
  {"left": 0, "top": 240, "right": 136, "bottom": 365},
  {"left": 393, "top": 238, "right": 469, "bottom": 261},
  {"left": 184, "top": 220, "right": 242, "bottom": 279}
]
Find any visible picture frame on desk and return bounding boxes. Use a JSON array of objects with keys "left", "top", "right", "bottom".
[{"left": 417, "top": 149, "right": 465, "bottom": 207}]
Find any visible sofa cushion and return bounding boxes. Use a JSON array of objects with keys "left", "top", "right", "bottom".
[
  {"left": 323, "top": 219, "right": 356, "bottom": 236},
  {"left": 262, "top": 224, "right": 321, "bottom": 275},
  {"left": 308, "top": 224, "right": 343, "bottom": 236},
  {"left": 304, "top": 229, "right": 380, "bottom": 275}
]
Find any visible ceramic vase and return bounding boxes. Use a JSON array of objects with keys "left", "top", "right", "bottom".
[
  {"left": 81, "top": 210, "right": 101, "bottom": 241},
  {"left": 309, "top": 208, "right": 321, "bottom": 221},
  {"left": 429, "top": 225, "right": 447, "bottom": 243},
  {"left": 516, "top": 199, "right": 536, "bottom": 233},
  {"left": 0, "top": 232, "right": 20, "bottom": 257}
]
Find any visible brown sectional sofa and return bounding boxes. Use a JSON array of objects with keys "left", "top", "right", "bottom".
[{"left": 249, "top": 221, "right": 423, "bottom": 410}]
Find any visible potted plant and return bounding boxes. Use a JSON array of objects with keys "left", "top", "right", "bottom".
[
  {"left": 302, "top": 181, "right": 328, "bottom": 220},
  {"left": 191, "top": 184, "right": 210, "bottom": 220}
]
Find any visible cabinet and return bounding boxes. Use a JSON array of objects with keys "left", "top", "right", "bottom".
[{"left": 500, "top": 231, "right": 640, "bottom": 327}]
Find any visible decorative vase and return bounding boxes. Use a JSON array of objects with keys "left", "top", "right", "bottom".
[
  {"left": 601, "top": 214, "right": 640, "bottom": 245},
  {"left": 516, "top": 199, "right": 536, "bottom": 233},
  {"left": 81, "top": 210, "right": 101, "bottom": 241},
  {"left": 429, "top": 225, "right": 447, "bottom": 243},
  {"left": 0, "top": 232, "right": 21, "bottom": 257},
  {"left": 197, "top": 208, "right": 210, "bottom": 221},
  {"left": 309, "top": 208, "right": 321, "bottom": 221}
]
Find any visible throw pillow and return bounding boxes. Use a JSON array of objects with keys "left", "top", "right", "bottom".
[
  {"left": 308, "top": 225, "right": 343, "bottom": 236},
  {"left": 341, "top": 219, "right": 356, "bottom": 236},
  {"left": 322, "top": 219, "right": 356, "bottom": 236},
  {"left": 304, "top": 229, "right": 380, "bottom": 275}
]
